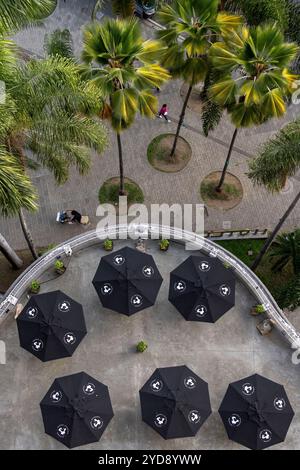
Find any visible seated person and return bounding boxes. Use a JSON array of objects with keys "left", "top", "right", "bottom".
[{"left": 70, "top": 209, "right": 82, "bottom": 223}]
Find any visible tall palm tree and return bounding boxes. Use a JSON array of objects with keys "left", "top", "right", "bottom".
[
  {"left": 1, "top": 41, "right": 108, "bottom": 259},
  {"left": 209, "top": 24, "right": 298, "bottom": 192},
  {"left": 269, "top": 230, "right": 300, "bottom": 275},
  {"left": 0, "top": 148, "right": 37, "bottom": 268},
  {"left": 248, "top": 119, "right": 300, "bottom": 271},
  {"left": 157, "top": 0, "right": 241, "bottom": 158},
  {"left": 0, "top": 0, "right": 56, "bottom": 34},
  {"left": 82, "top": 18, "right": 170, "bottom": 195}
]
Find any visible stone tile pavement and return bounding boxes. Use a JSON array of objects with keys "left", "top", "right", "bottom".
[{"left": 0, "top": 0, "right": 299, "bottom": 250}]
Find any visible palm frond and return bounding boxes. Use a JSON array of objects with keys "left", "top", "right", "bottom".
[
  {"left": 0, "top": 146, "right": 37, "bottom": 216},
  {"left": 0, "top": 0, "right": 56, "bottom": 34},
  {"left": 248, "top": 119, "right": 300, "bottom": 192}
]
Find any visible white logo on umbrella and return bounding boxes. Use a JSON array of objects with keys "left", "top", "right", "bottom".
[
  {"left": 131, "top": 294, "right": 143, "bottom": 307},
  {"left": 101, "top": 283, "right": 113, "bottom": 295},
  {"left": 242, "top": 383, "right": 255, "bottom": 395},
  {"left": 57, "top": 424, "right": 69, "bottom": 438},
  {"left": 150, "top": 379, "right": 163, "bottom": 392},
  {"left": 259, "top": 429, "right": 272, "bottom": 442},
  {"left": 58, "top": 300, "right": 71, "bottom": 312},
  {"left": 50, "top": 390, "right": 62, "bottom": 403},
  {"left": 142, "top": 266, "right": 154, "bottom": 278},
  {"left": 90, "top": 416, "right": 103, "bottom": 430},
  {"left": 188, "top": 410, "right": 201, "bottom": 424},
  {"left": 154, "top": 414, "right": 167, "bottom": 427},
  {"left": 63, "top": 332, "right": 76, "bottom": 345},
  {"left": 184, "top": 376, "right": 197, "bottom": 389},
  {"left": 195, "top": 305, "right": 207, "bottom": 318},
  {"left": 26, "top": 306, "right": 38, "bottom": 318},
  {"left": 113, "top": 254, "right": 125, "bottom": 266},
  {"left": 274, "top": 397, "right": 286, "bottom": 411},
  {"left": 83, "top": 383, "right": 96, "bottom": 395},
  {"left": 198, "top": 261, "right": 210, "bottom": 272},
  {"left": 219, "top": 284, "right": 231, "bottom": 296},
  {"left": 174, "top": 280, "right": 186, "bottom": 292},
  {"left": 228, "top": 414, "right": 242, "bottom": 427},
  {"left": 32, "top": 338, "right": 44, "bottom": 352}
]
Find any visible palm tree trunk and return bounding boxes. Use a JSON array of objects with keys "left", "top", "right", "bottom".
[
  {"left": 251, "top": 189, "right": 300, "bottom": 271},
  {"left": 216, "top": 128, "right": 238, "bottom": 192},
  {"left": 116, "top": 132, "right": 125, "bottom": 196},
  {"left": 0, "top": 233, "right": 23, "bottom": 269},
  {"left": 18, "top": 209, "right": 38, "bottom": 260},
  {"left": 170, "top": 84, "right": 193, "bottom": 159}
]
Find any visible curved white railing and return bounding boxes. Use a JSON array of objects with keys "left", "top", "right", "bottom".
[{"left": 1, "top": 224, "right": 300, "bottom": 348}]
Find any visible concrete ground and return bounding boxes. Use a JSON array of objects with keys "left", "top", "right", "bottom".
[
  {"left": 0, "top": 240, "right": 299, "bottom": 450},
  {"left": 0, "top": 0, "right": 299, "bottom": 250}
]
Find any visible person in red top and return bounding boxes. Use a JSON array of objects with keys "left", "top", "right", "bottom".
[{"left": 158, "top": 103, "right": 171, "bottom": 122}]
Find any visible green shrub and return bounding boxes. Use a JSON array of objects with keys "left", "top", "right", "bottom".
[
  {"left": 159, "top": 239, "right": 170, "bottom": 251},
  {"left": 103, "top": 238, "right": 113, "bottom": 251},
  {"left": 54, "top": 259, "right": 65, "bottom": 270},
  {"left": 30, "top": 280, "right": 40, "bottom": 293},
  {"left": 136, "top": 341, "right": 148, "bottom": 353},
  {"left": 254, "top": 304, "right": 265, "bottom": 314}
]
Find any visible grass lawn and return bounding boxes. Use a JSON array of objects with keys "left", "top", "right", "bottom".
[
  {"left": 99, "top": 178, "right": 144, "bottom": 206},
  {"left": 216, "top": 239, "right": 293, "bottom": 305}
]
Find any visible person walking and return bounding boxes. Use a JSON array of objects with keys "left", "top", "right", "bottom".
[{"left": 158, "top": 104, "right": 171, "bottom": 122}]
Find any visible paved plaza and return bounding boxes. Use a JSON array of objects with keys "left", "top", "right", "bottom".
[
  {"left": 0, "top": 0, "right": 298, "bottom": 250},
  {"left": 1, "top": 239, "right": 300, "bottom": 449}
]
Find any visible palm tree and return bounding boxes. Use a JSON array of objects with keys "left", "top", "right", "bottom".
[
  {"left": 82, "top": 18, "right": 170, "bottom": 195},
  {"left": 1, "top": 41, "right": 108, "bottom": 259},
  {"left": 112, "top": 0, "right": 135, "bottom": 18},
  {"left": 0, "top": 148, "right": 37, "bottom": 268},
  {"left": 248, "top": 119, "right": 300, "bottom": 271},
  {"left": 269, "top": 230, "right": 300, "bottom": 275},
  {"left": 209, "top": 24, "right": 298, "bottom": 192},
  {"left": 44, "top": 28, "right": 74, "bottom": 58},
  {"left": 157, "top": 0, "right": 241, "bottom": 158},
  {"left": 0, "top": 0, "right": 56, "bottom": 34}
]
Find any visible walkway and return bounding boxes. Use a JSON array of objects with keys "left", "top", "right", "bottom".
[{"left": 1, "top": 0, "right": 299, "bottom": 250}]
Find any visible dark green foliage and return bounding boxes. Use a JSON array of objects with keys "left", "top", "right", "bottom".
[
  {"left": 225, "top": 0, "right": 288, "bottom": 29},
  {"left": 112, "top": 0, "right": 135, "bottom": 18},
  {"left": 44, "top": 29, "right": 74, "bottom": 58},
  {"left": 277, "top": 275, "right": 300, "bottom": 311}
]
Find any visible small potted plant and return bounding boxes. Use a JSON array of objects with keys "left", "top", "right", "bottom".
[
  {"left": 136, "top": 340, "right": 148, "bottom": 353},
  {"left": 250, "top": 304, "right": 266, "bottom": 316},
  {"left": 30, "top": 280, "right": 40, "bottom": 294},
  {"left": 54, "top": 259, "right": 66, "bottom": 275},
  {"left": 103, "top": 238, "right": 113, "bottom": 251},
  {"left": 159, "top": 239, "right": 170, "bottom": 252}
]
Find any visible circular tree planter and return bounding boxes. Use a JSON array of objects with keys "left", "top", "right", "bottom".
[
  {"left": 99, "top": 177, "right": 144, "bottom": 206},
  {"left": 147, "top": 134, "right": 192, "bottom": 173},
  {"left": 180, "top": 82, "right": 204, "bottom": 114},
  {"left": 200, "top": 171, "right": 243, "bottom": 210}
]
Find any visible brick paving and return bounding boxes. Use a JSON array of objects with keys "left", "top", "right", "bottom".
[{"left": 0, "top": 0, "right": 299, "bottom": 250}]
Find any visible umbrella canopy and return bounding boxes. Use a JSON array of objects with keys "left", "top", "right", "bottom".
[
  {"left": 17, "top": 290, "right": 87, "bottom": 362},
  {"left": 139, "top": 365, "right": 211, "bottom": 439},
  {"left": 40, "top": 371, "right": 114, "bottom": 448},
  {"left": 92, "top": 246, "right": 163, "bottom": 316},
  {"left": 168, "top": 255, "right": 235, "bottom": 322},
  {"left": 219, "top": 373, "right": 294, "bottom": 450}
]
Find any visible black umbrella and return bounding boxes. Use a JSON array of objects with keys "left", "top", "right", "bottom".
[
  {"left": 219, "top": 373, "right": 294, "bottom": 449},
  {"left": 168, "top": 255, "right": 235, "bottom": 322},
  {"left": 40, "top": 371, "right": 114, "bottom": 448},
  {"left": 92, "top": 246, "right": 163, "bottom": 316},
  {"left": 139, "top": 365, "right": 211, "bottom": 439},
  {"left": 17, "top": 290, "right": 87, "bottom": 362}
]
